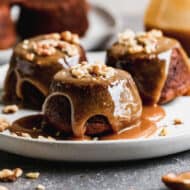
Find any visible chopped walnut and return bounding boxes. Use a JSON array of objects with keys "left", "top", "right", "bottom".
[
  {"left": 21, "top": 132, "right": 31, "bottom": 138},
  {"left": 23, "top": 40, "right": 29, "bottom": 44},
  {"left": 47, "top": 136, "right": 56, "bottom": 141},
  {"left": 0, "top": 118, "right": 10, "bottom": 132},
  {"left": 61, "top": 31, "right": 80, "bottom": 44},
  {"left": 26, "top": 172, "right": 40, "bottom": 179},
  {"left": 38, "top": 136, "right": 47, "bottom": 140},
  {"left": 2, "top": 105, "right": 19, "bottom": 114},
  {"left": 71, "top": 34, "right": 80, "bottom": 44},
  {"left": 10, "top": 132, "right": 18, "bottom": 137},
  {"left": 61, "top": 31, "right": 72, "bottom": 42},
  {"left": 26, "top": 53, "right": 35, "bottom": 61},
  {"left": 0, "top": 168, "right": 23, "bottom": 182},
  {"left": 30, "top": 37, "right": 78, "bottom": 57},
  {"left": 118, "top": 29, "right": 135, "bottom": 43},
  {"left": 0, "top": 186, "right": 8, "bottom": 190},
  {"left": 117, "top": 29, "right": 163, "bottom": 54},
  {"left": 68, "top": 61, "right": 115, "bottom": 79},
  {"left": 159, "top": 128, "right": 168, "bottom": 136},
  {"left": 173, "top": 119, "right": 183, "bottom": 125},
  {"left": 148, "top": 29, "right": 163, "bottom": 38},
  {"left": 36, "top": 184, "right": 45, "bottom": 190}
]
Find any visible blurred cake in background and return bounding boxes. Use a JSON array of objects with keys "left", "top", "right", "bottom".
[
  {"left": 0, "top": 0, "right": 89, "bottom": 49},
  {"left": 0, "top": 2, "right": 16, "bottom": 49},
  {"left": 144, "top": 0, "right": 190, "bottom": 56},
  {"left": 17, "top": 0, "right": 89, "bottom": 39}
]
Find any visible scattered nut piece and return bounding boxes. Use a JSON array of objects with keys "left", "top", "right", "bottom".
[
  {"left": 0, "top": 118, "right": 10, "bottom": 132},
  {"left": 0, "top": 168, "right": 23, "bottom": 182},
  {"left": 23, "top": 40, "right": 29, "bottom": 44},
  {"left": 0, "top": 185, "right": 8, "bottom": 190},
  {"left": 21, "top": 132, "right": 31, "bottom": 138},
  {"left": 26, "top": 172, "right": 40, "bottom": 179},
  {"left": 10, "top": 132, "right": 18, "bottom": 137},
  {"left": 173, "top": 118, "right": 183, "bottom": 125},
  {"left": 47, "top": 136, "right": 56, "bottom": 141},
  {"left": 159, "top": 128, "right": 168, "bottom": 137},
  {"left": 2, "top": 105, "right": 19, "bottom": 114},
  {"left": 36, "top": 184, "right": 45, "bottom": 190},
  {"left": 61, "top": 31, "right": 72, "bottom": 41},
  {"left": 14, "top": 168, "right": 23, "bottom": 178}
]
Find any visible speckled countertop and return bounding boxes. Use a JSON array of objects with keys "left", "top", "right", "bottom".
[{"left": 1, "top": 150, "right": 190, "bottom": 190}]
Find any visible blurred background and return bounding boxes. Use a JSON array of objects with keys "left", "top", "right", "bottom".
[{"left": 92, "top": 0, "right": 149, "bottom": 31}]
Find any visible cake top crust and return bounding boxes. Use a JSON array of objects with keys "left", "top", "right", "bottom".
[
  {"left": 14, "top": 31, "right": 81, "bottom": 65},
  {"left": 54, "top": 61, "right": 117, "bottom": 82},
  {"left": 110, "top": 29, "right": 180, "bottom": 57}
]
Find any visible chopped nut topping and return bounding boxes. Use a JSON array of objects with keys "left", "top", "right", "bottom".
[
  {"left": 27, "top": 36, "right": 79, "bottom": 57},
  {"left": 47, "top": 136, "right": 56, "bottom": 141},
  {"left": 0, "top": 118, "right": 10, "bottom": 132},
  {"left": 23, "top": 40, "right": 29, "bottom": 45},
  {"left": 10, "top": 132, "right": 18, "bottom": 137},
  {"left": 26, "top": 172, "right": 40, "bottom": 179},
  {"left": 2, "top": 105, "right": 19, "bottom": 114},
  {"left": 14, "top": 168, "right": 23, "bottom": 178},
  {"left": 118, "top": 29, "right": 163, "bottom": 54},
  {"left": 26, "top": 53, "right": 35, "bottom": 61},
  {"left": 38, "top": 136, "right": 47, "bottom": 140},
  {"left": 36, "top": 184, "right": 45, "bottom": 190},
  {"left": 61, "top": 61, "right": 116, "bottom": 79},
  {"left": 159, "top": 128, "right": 168, "bottom": 136},
  {"left": 173, "top": 118, "right": 183, "bottom": 125},
  {"left": 0, "top": 168, "right": 23, "bottom": 182},
  {"left": 44, "top": 33, "right": 61, "bottom": 40},
  {"left": 21, "top": 132, "right": 31, "bottom": 138},
  {"left": 0, "top": 186, "right": 8, "bottom": 190},
  {"left": 61, "top": 31, "right": 80, "bottom": 44}
]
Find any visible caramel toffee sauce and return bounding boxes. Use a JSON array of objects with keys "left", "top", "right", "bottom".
[{"left": 10, "top": 105, "right": 165, "bottom": 141}]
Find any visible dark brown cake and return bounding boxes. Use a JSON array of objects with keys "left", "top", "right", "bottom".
[
  {"left": 0, "top": 3, "right": 16, "bottom": 49},
  {"left": 106, "top": 29, "right": 190, "bottom": 105},
  {"left": 43, "top": 62, "right": 142, "bottom": 137},
  {"left": 3, "top": 31, "right": 86, "bottom": 110},
  {"left": 17, "top": 0, "right": 89, "bottom": 39}
]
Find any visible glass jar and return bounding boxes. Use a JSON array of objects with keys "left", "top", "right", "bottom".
[{"left": 144, "top": 0, "right": 190, "bottom": 56}]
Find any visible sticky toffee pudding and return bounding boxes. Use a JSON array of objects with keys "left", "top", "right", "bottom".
[
  {"left": 9, "top": 62, "right": 166, "bottom": 140},
  {"left": 106, "top": 29, "right": 190, "bottom": 105},
  {"left": 3, "top": 31, "right": 86, "bottom": 110}
]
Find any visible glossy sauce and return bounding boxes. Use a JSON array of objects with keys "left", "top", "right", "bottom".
[
  {"left": 142, "top": 105, "right": 165, "bottom": 122},
  {"left": 10, "top": 105, "right": 165, "bottom": 141}
]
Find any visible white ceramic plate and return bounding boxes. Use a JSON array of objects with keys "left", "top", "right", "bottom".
[{"left": 0, "top": 52, "right": 190, "bottom": 162}]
